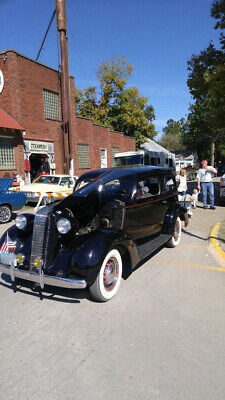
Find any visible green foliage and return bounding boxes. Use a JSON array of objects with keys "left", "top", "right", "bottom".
[
  {"left": 184, "top": 0, "right": 225, "bottom": 161},
  {"left": 75, "top": 87, "right": 98, "bottom": 119},
  {"left": 159, "top": 119, "right": 185, "bottom": 152},
  {"left": 75, "top": 57, "right": 157, "bottom": 146},
  {"left": 211, "top": 0, "right": 225, "bottom": 47}
]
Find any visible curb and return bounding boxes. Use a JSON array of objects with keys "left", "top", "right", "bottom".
[{"left": 209, "top": 223, "right": 225, "bottom": 265}]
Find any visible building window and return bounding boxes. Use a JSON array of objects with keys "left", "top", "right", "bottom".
[
  {"left": 43, "top": 89, "right": 61, "bottom": 120},
  {"left": 77, "top": 144, "right": 90, "bottom": 168},
  {"left": 111, "top": 147, "right": 119, "bottom": 167},
  {"left": 0, "top": 136, "right": 15, "bottom": 169}
]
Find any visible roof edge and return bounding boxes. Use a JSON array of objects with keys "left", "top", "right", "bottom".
[{"left": 0, "top": 49, "right": 75, "bottom": 79}]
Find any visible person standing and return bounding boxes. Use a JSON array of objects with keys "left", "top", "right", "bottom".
[
  {"left": 176, "top": 168, "right": 187, "bottom": 197},
  {"left": 197, "top": 160, "right": 217, "bottom": 209}
]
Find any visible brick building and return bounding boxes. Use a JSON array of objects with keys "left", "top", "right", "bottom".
[{"left": 0, "top": 50, "right": 135, "bottom": 181}]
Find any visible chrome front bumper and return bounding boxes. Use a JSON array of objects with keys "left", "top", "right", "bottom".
[{"left": 0, "top": 263, "right": 87, "bottom": 290}]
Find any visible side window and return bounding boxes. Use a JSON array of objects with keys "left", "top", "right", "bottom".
[
  {"left": 164, "top": 175, "right": 176, "bottom": 192},
  {"left": 169, "top": 159, "right": 174, "bottom": 168},
  {"left": 144, "top": 153, "right": 150, "bottom": 165},
  {"left": 60, "top": 177, "right": 70, "bottom": 186},
  {"left": 103, "top": 179, "right": 121, "bottom": 190},
  {"left": 136, "top": 176, "right": 160, "bottom": 199},
  {"left": 151, "top": 157, "right": 157, "bottom": 166}
]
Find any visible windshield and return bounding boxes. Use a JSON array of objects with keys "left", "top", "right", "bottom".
[
  {"left": 33, "top": 176, "right": 60, "bottom": 184},
  {"left": 74, "top": 171, "right": 108, "bottom": 191},
  {"left": 75, "top": 178, "right": 94, "bottom": 190},
  {"left": 115, "top": 155, "right": 144, "bottom": 167}
]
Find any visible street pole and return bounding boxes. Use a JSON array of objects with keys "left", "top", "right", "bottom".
[{"left": 56, "top": 0, "right": 73, "bottom": 175}]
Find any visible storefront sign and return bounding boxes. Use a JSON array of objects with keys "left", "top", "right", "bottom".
[
  {"left": 28, "top": 141, "right": 48, "bottom": 152},
  {"left": 0, "top": 70, "right": 4, "bottom": 94}
]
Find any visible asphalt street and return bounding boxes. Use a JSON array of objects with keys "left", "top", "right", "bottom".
[{"left": 0, "top": 180, "right": 225, "bottom": 400}]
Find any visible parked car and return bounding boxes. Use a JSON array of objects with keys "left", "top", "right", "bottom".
[
  {"left": 0, "top": 178, "right": 27, "bottom": 224},
  {"left": 0, "top": 167, "right": 188, "bottom": 301},
  {"left": 16, "top": 175, "right": 78, "bottom": 203},
  {"left": 220, "top": 172, "right": 225, "bottom": 204}
]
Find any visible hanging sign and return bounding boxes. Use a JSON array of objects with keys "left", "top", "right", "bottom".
[{"left": 0, "top": 70, "right": 4, "bottom": 94}]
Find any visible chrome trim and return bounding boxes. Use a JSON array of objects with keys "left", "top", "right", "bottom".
[{"left": 0, "top": 263, "right": 87, "bottom": 289}]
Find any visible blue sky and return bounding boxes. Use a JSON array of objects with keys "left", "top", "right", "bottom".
[{"left": 1, "top": 0, "right": 220, "bottom": 137}]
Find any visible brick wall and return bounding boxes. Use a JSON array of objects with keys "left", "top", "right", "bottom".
[
  {"left": 0, "top": 50, "right": 135, "bottom": 178},
  {"left": 75, "top": 117, "right": 135, "bottom": 175}
]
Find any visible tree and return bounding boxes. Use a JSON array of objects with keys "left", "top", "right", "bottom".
[
  {"left": 211, "top": 0, "right": 225, "bottom": 48},
  {"left": 184, "top": 0, "right": 225, "bottom": 162},
  {"left": 75, "top": 87, "right": 98, "bottom": 119},
  {"left": 159, "top": 119, "right": 184, "bottom": 151},
  {"left": 75, "top": 57, "right": 157, "bottom": 146}
]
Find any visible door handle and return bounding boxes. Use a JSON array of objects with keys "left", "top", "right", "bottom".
[{"left": 162, "top": 200, "right": 167, "bottom": 204}]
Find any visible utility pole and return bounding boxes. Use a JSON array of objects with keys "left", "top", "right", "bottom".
[{"left": 56, "top": 0, "right": 73, "bottom": 175}]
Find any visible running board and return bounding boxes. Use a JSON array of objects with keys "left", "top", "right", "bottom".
[{"left": 137, "top": 234, "right": 171, "bottom": 260}]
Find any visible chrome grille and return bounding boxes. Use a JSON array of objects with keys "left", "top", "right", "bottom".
[
  {"left": 30, "top": 205, "right": 59, "bottom": 271},
  {"left": 30, "top": 208, "right": 49, "bottom": 269}
]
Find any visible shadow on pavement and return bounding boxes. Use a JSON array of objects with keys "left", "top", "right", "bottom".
[
  {"left": 182, "top": 228, "right": 225, "bottom": 243},
  {"left": 0, "top": 273, "right": 90, "bottom": 303}
]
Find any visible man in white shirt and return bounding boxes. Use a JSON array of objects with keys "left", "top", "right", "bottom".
[{"left": 197, "top": 160, "right": 217, "bottom": 209}]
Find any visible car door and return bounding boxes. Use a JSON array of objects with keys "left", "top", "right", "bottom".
[
  {"left": 127, "top": 173, "right": 163, "bottom": 241},
  {"left": 161, "top": 173, "right": 177, "bottom": 214}
]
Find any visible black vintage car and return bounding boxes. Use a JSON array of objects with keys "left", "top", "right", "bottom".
[{"left": 0, "top": 167, "right": 187, "bottom": 302}]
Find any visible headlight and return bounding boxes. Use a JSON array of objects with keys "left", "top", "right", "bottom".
[
  {"left": 15, "top": 215, "right": 27, "bottom": 230},
  {"left": 57, "top": 218, "right": 71, "bottom": 234}
]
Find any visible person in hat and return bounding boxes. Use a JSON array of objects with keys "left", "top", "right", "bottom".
[{"left": 197, "top": 160, "right": 217, "bottom": 209}]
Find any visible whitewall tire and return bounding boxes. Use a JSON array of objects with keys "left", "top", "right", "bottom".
[
  {"left": 90, "top": 249, "right": 122, "bottom": 302},
  {"left": 166, "top": 217, "right": 182, "bottom": 248}
]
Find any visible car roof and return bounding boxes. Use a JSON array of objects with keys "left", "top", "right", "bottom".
[
  {"left": 77, "top": 166, "right": 168, "bottom": 181},
  {"left": 37, "top": 175, "right": 71, "bottom": 178}
]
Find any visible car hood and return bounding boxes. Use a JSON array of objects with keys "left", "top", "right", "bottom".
[
  {"left": 20, "top": 183, "right": 71, "bottom": 193},
  {"left": 0, "top": 178, "right": 14, "bottom": 194}
]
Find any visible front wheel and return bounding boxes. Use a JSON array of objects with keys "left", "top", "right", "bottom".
[
  {"left": 166, "top": 217, "right": 181, "bottom": 248},
  {"left": 0, "top": 205, "right": 12, "bottom": 224},
  {"left": 90, "top": 249, "right": 122, "bottom": 302}
]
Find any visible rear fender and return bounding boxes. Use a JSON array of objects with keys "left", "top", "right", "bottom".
[{"left": 162, "top": 201, "right": 187, "bottom": 235}]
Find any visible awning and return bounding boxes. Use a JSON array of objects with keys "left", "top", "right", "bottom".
[{"left": 0, "top": 109, "right": 23, "bottom": 131}]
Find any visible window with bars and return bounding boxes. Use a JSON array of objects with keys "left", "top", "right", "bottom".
[
  {"left": 111, "top": 147, "right": 119, "bottom": 167},
  {"left": 77, "top": 144, "right": 90, "bottom": 169},
  {"left": 0, "top": 136, "right": 15, "bottom": 169},
  {"left": 43, "top": 89, "right": 61, "bottom": 120}
]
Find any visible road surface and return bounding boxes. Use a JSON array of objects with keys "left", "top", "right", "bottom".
[{"left": 0, "top": 181, "right": 225, "bottom": 400}]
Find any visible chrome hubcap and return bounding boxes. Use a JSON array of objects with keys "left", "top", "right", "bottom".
[
  {"left": 0, "top": 207, "right": 10, "bottom": 222},
  {"left": 103, "top": 257, "right": 119, "bottom": 292}
]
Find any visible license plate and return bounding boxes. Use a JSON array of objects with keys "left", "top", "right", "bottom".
[{"left": 0, "top": 252, "right": 17, "bottom": 266}]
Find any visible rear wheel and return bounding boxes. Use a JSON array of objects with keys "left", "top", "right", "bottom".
[
  {"left": 90, "top": 249, "right": 122, "bottom": 302},
  {"left": 166, "top": 217, "right": 181, "bottom": 248},
  {"left": 0, "top": 205, "right": 12, "bottom": 224}
]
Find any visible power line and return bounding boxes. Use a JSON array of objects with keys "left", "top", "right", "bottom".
[{"left": 36, "top": 9, "right": 56, "bottom": 61}]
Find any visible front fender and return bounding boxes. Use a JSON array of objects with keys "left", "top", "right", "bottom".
[
  {"left": 0, "top": 223, "right": 33, "bottom": 257},
  {"left": 70, "top": 230, "right": 139, "bottom": 285}
]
